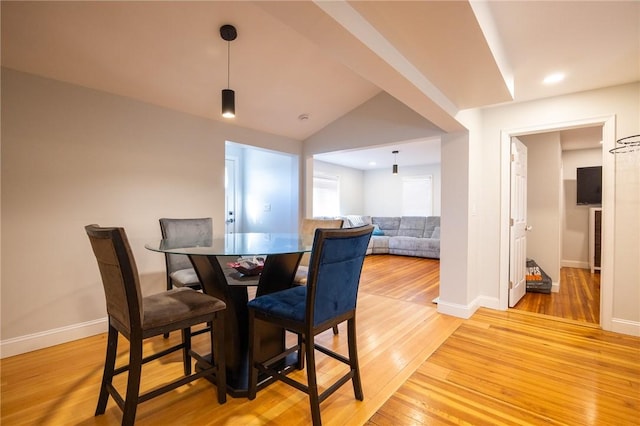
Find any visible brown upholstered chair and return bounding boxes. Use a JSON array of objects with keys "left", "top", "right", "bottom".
[
  {"left": 159, "top": 217, "right": 212, "bottom": 291},
  {"left": 247, "top": 225, "right": 374, "bottom": 426},
  {"left": 85, "top": 224, "right": 226, "bottom": 426},
  {"left": 295, "top": 218, "right": 344, "bottom": 335}
]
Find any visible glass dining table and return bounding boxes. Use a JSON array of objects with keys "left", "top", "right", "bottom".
[{"left": 145, "top": 232, "right": 313, "bottom": 398}]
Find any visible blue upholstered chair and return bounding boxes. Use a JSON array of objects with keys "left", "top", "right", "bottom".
[
  {"left": 247, "top": 225, "right": 374, "bottom": 426},
  {"left": 85, "top": 225, "right": 226, "bottom": 426},
  {"left": 295, "top": 218, "right": 344, "bottom": 335}
]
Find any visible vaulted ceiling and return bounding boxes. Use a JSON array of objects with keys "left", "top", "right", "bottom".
[{"left": 2, "top": 1, "right": 638, "bottom": 165}]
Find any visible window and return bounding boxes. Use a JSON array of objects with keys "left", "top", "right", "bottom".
[
  {"left": 402, "top": 175, "right": 433, "bottom": 216},
  {"left": 313, "top": 175, "right": 340, "bottom": 217}
]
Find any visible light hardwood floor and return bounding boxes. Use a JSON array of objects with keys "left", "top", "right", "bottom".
[
  {"left": 367, "top": 308, "right": 640, "bottom": 425},
  {"left": 513, "top": 267, "right": 601, "bottom": 324},
  {"left": 3, "top": 257, "right": 638, "bottom": 425},
  {"left": 0, "top": 255, "right": 458, "bottom": 425}
]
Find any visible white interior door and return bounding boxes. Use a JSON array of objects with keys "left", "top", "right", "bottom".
[
  {"left": 509, "top": 138, "right": 528, "bottom": 307},
  {"left": 225, "top": 158, "right": 237, "bottom": 234}
]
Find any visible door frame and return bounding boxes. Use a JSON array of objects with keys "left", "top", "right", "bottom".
[
  {"left": 225, "top": 156, "right": 238, "bottom": 234},
  {"left": 498, "top": 115, "right": 615, "bottom": 330}
]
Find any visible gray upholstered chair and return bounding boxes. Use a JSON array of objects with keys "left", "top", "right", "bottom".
[
  {"left": 294, "top": 218, "right": 344, "bottom": 285},
  {"left": 85, "top": 224, "right": 226, "bottom": 426},
  {"left": 159, "top": 217, "right": 213, "bottom": 291},
  {"left": 247, "top": 225, "right": 373, "bottom": 426}
]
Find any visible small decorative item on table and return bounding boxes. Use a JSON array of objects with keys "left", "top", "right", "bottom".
[{"left": 228, "top": 256, "right": 265, "bottom": 276}]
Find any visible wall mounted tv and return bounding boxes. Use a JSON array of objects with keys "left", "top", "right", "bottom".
[{"left": 576, "top": 166, "right": 602, "bottom": 205}]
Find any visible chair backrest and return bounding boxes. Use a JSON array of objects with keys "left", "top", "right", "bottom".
[
  {"left": 159, "top": 218, "right": 213, "bottom": 273},
  {"left": 299, "top": 218, "right": 344, "bottom": 267},
  {"left": 85, "top": 225, "right": 142, "bottom": 333},
  {"left": 306, "top": 225, "right": 373, "bottom": 326}
]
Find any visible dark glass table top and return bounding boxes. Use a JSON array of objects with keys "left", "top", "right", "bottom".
[{"left": 145, "top": 232, "right": 313, "bottom": 257}]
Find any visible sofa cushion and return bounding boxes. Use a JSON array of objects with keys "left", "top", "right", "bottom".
[
  {"left": 370, "top": 235, "right": 391, "bottom": 253},
  {"left": 372, "top": 217, "right": 400, "bottom": 236},
  {"left": 345, "top": 215, "right": 371, "bottom": 228},
  {"left": 431, "top": 226, "right": 440, "bottom": 239},
  {"left": 423, "top": 216, "right": 440, "bottom": 238},
  {"left": 389, "top": 236, "right": 440, "bottom": 258},
  {"left": 398, "top": 216, "right": 426, "bottom": 238}
]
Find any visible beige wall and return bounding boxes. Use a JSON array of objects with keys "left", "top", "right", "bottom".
[
  {"left": 562, "top": 148, "right": 603, "bottom": 268},
  {"left": 1, "top": 69, "right": 301, "bottom": 356},
  {"left": 363, "top": 163, "right": 442, "bottom": 217},
  {"left": 312, "top": 160, "right": 365, "bottom": 216},
  {"left": 520, "top": 133, "right": 563, "bottom": 285}
]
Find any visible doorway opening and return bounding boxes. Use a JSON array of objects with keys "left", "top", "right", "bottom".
[
  {"left": 500, "top": 115, "right": 615, "bottom": 328},
  {"left": 511, "top": 127, "right": 603, "bottom": 324},
  {"left": 225, "top": 141, "right": 300, "bottom": 234}
]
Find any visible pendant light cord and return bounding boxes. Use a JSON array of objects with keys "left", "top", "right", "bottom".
[{"left": 226, "top": 41, "right": 230, "bottom": 89}]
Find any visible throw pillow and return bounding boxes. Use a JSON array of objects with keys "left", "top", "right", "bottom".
[
  {"left": 373, "top": 224, "right": 384, "bottom": 236},
  {"left": 431, "top": 226, "right": 440, "bottom": 239}
]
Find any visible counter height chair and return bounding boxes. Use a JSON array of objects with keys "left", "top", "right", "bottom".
[
  {"left": 294, "top": 218, "right": 344, "bottom": 285},
  {"left": 159, "top": 217, "right": 213, "bottom": 338},
  {"left": 85, "top": 224, "right": 226, "bottom": 426},
  {"left": 247, "top": 225, "right": 374, "bottom": 426},
  {"left": 159, "top": 217, "right": 213, "bottom": 291},
  {"left": 295, "top": 218, "right": 344, "bottom": 335}
]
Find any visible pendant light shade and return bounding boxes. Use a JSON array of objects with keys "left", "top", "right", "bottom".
[
  {"left": 222, "top": 89, "right": 235, "bottom": 118},
  {"left": 220, "top": 24, "right": 237, "bottom": 118},
  {"left": 392, "top": 150, "right": 399, "bottom": 174}
]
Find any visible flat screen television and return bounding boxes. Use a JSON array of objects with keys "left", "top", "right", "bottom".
[{"left": 576, "top": 166, "right": 602, "bottom": 205}]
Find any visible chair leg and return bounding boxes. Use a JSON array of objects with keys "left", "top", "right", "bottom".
[
  {"left": 182, "top": 327, "right": 192, "bottom": 376},
  {"left": 347, "top": 318, "right": 364, "bottom": 400},
  {"left": 122, "top": 338, "right": 143, "bottom": 426},
  {"left": 296, "top": 333, "right": 305, "bottom": 370},
  {"left": 95, "top": 325, "right": 118, "bottom": 416},
  {"left": 213, "top": 311, "right": 227, "bottom": 404},
  {"left": 332, "top": 325, "right": 339, "bottom": 335},
  {"left": 247, "top": 310, "right": 258, "bottom": 400},
  {"left": 304, "top": 333, "right": 322, "bottom": 426},
  {"left": 164, "top": 277, "right": 173, "bottom": 339}
]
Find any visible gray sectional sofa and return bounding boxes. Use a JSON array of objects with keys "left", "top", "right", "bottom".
[{"left": 342, "top": 215, "right": 440, "bottom": 259}]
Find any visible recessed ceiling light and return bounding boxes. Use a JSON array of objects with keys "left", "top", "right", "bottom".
[
  {"left": 368, "top": 161, "right": 377, "bottom": 166},
  {"left": 543, "top": 72, "right": 565, "bottom": 84}
]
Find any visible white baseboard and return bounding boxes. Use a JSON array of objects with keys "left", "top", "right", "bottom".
[
  {"left": 561, "top": 260, "right": 589, "bottom": 269},
  {"left": 552, "top": 281, "right": 560, "bottom": 293},
  {"left": 0, "top": 317, "right": 107, "bottom": 359},
  {"left": 610, "top": 317, "right": 640, "bottom": 337},
  {"left": 437, "top": 298, "right": 478, "bottom": 319},
  {"left": 476, "top": 295, "right": 501, "bottom": 310}
]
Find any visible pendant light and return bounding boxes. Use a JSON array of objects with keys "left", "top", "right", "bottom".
[
  {"left": 220, "top": 24, "right": 237, "bottom": 118},
  {"left": 392, "top": 150, "right": 399, "bottom": 174}
]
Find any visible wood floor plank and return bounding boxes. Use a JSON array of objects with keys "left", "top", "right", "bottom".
[
  {"left": 3, "top": 258, "right": 636, "bottom": 425},
  {"left": 0, "top": 255, "right": 461, "bottom": 426},
  {"left": 369, "top": 307, "right": 640, "bottom": 426},
  {"left": 514, "top": 267, "right": 600, "bottom": 323}
]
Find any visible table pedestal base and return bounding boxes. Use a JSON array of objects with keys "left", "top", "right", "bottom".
[{"left": 197, "top": 351, "right": 299, "bottom": 398}]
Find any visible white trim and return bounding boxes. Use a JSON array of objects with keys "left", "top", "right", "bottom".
[
  {"left": 610, "top": 318, "right": 640, "bottom": 337},
  {"left": 437, "top": 298, "right": 479, "bottom": 319},
  {"left": 477, "top": 295, "right": 501, "bottom": 310},
  {"left": 500, "top": 115, "right": 616, "bottom": 330},
  {"left": 0, "top": 317, "right": 107, "bottom": 359},
  {"left": 561, "top": 260, "right": 590, "bottom": 269}
]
